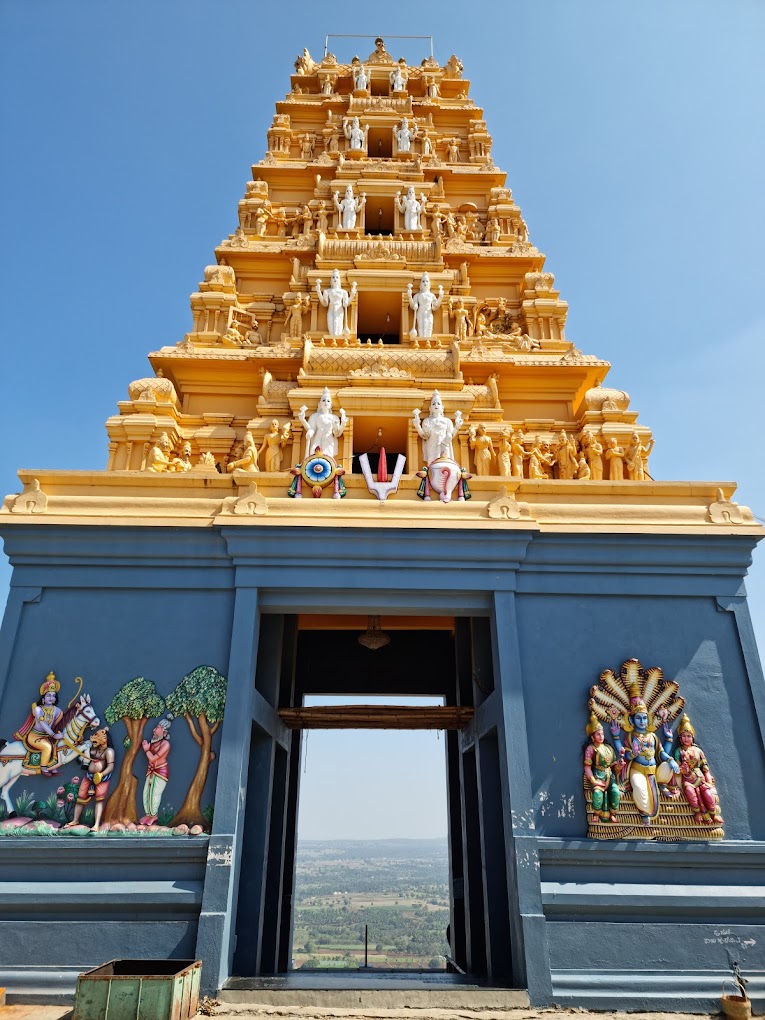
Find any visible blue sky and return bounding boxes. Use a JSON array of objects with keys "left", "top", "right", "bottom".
[{"left": 1, "top": 1, "right": 764, "bottom": 837}]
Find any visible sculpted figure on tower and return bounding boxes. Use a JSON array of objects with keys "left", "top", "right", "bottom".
[
  {"left": 394, "top": 117, "right": 417, "bottom": 153},
  {"left": 298, "top": 387, "right": 347, "bottom": 459},
  {"left": 407, "top": 273, "right": 443, "bottom": 339},
  {"left": 316, "top": 269, "right": 356, "bottom": 337},
  {"left": 413, "top": 391, "right": 463, "bottom": 465},
  {"left": 396, "top": 187, "right": 426, "bottom": 231},
  {"left": 334, "top": 184, "right": 366, "bottom": 230}
]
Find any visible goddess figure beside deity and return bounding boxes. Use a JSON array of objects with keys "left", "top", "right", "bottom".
[
  {"left": 394, "top": 117, "right": 417, "bottom": 153},
  {"left": 298, "top": 388, "right": 347, "bottom": 460},
  {"left": 407, "top": 273, "right": 443, "bottom": 339},
  {"left": 674, "top": 714, "right": 723, "bottom": 825},
  {"left": 334, "top": 184, "right": 366, "bottom": 230},
  {"left": 316, "top": 269, "right": 357, "bottom": 337},
  {"left": 413, "top": 391, "right": 462, "bottom": 465},
  {"left": 583, "top": 713, "right": 623, "bottom": 824},
  {"left": 395, "top": 187, "right": 426, "bottom": 231}
]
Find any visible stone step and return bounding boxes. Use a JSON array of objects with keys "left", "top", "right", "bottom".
[{"left": 220, "top": 978, "right": 529, "bottom": 1010}]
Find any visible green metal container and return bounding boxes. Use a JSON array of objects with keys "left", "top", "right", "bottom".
[{"left": 73, "top": 959, "right": 201, "bottom": 1020}]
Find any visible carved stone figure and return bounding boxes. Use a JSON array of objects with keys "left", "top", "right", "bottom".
[
  {"left": 469, "top": 424, "right": 496, "bottom": 475},
  {"left": 258, "top": 420, "right": 291, "bottom": 472},
  {"left": 285, "top": 293, "right": 309, "bottom": 337},
  {"left": 343, "top": 116, "right": 367, "bottom": 152},
  {"left": 396, "top": 187, "right": 426, "bottom": 230},
  {"left": 449, "top": 298, "right": 470, "bottom": 341},
  {"left": 352, "top": 59, "right": 369, "bottom": 91},
  {"left": 528, "top": 436, "right": 553, "bottom": 480},
  {"left": 413, "top": 390, "right": 463, "bottom": 465},
  {"left": 298, "top": 387, "right": 347, "bottom": 459},
  {"left": 626, "top": 432, "right": 654, "bottom": 481},
  {"left": 444, "top": 54, "right": 464, "bottom": 78},
  {"left": 316, "top": 269, "right": 356, "bottom": 336},
  {"left": 227, "top": 432, "right": 260, "bottom": 473},
  {"left": 316, "top": 200, "right": 329, "bottom": 234},
  {"left": 300, "top": 133, "right": 315, "bottom": 160},
  {"left": 486, "top": 218, "right": 501, "bottom": 244},
  {"left": 577, "top": 455, "right": 591, "bottom": 480},
  {"left": 390, "top": 61, "right": 407, "bottom": 92},
  {"left": 394, "top": 117, "right": 417, "bottom": 153},
  {"left": 510, "top": 430, "right": 526, "bottom": 478},
  {"left": 334, "top": 184, "right": 366, "bottom": 230},
  {"left": 497, "top": 430, "right": 512, "bottom": 478},
  {"left": 580, "top": 431, "right": 604, "bottom": 481},
  {"left": 145, "top": 433, "right": 173, "bottom": 472},
  {"left": 605, "top": 437, "right": 626, "bottom": 480},
  {"left": 407, "top": 273, "right": 444, "bottom": 339},
  {"left": 583, "top": 713, "right": 622, "bottom": 824},
  {"left": 447, "top": 138, "right": 461, "bottom": 163},
  {"left": 294, "top": 49, "right": 316, "bottom": 75},
  {"left": 553, "top": 430, "right": 578, "bottom": 479}
]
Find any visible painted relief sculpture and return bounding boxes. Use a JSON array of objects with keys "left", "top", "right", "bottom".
[
  {"left": 63, "top": 727, "right": 115, "bottom": 832},
  {"left": 584, "top": 658, "right": 724, "bottom": 839},
  {"left": 583, "top": 713, "right": 622, "bottom": 824},
  {"left": 1, "top": 674, "right": 101, "bottom": 819},
  {"left": 258, "top": 420, "right": 291, "bottom": 472}
]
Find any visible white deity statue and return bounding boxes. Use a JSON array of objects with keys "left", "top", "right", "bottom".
[
  {"left": 298, "top": 387, "right": 347, "bottom": 459},
  {"left": 390, "top": 62, "right": 407, "bottom": 92},
  {"left": 353, "top": 62, "right": 369, "bottom": 91},
  {"left": 407, "top": 272, "right": 444, "bottom": 339},
  {"left": 343, "top": 116, "right": 367, "bottom": 152},
  {"left": 413, "top": 391, "right": 463, "bottom": 465},
  {"left": 334, "top": 184, "right": 366, "bottom": 230},
  {"left": 396, "top": 187, "right": 427, "bottom": 231},
  {"left": 393, "top": 117, "right": 417, "bottom": 154},
  {"left": 316, "top": 268, "right": 357, "bottom": 337}
]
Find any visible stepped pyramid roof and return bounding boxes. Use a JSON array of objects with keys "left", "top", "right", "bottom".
[{"left": 2, "top": 39, "right": 760, "bottom": 534}]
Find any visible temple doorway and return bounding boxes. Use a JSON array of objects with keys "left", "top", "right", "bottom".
[
  {"left": 293, "top": 694, "right": 449, "bottom": 971},
  {"left": 231, "top": 614, "right": 516, "bottom": 987}
]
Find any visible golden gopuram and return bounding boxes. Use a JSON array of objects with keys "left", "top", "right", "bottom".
[{"left": 0, "top": 37, "right": 764, "bottom": 1014}]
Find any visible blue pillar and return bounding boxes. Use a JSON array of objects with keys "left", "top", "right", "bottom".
[
  {"left": 195, "top": 586, "right": 260, "bottom": 995},
  {"left": 492, "top": 591, "right": 553, "bottom": 1003}
]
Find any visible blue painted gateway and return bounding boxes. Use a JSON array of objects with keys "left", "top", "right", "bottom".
[{"left": 1, "top": 35, "right": 764, "bottom": 1014}]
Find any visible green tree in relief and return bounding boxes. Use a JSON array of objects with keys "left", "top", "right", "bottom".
[
  {"left": 103, "top": 677, "right": 165, "bottom": 823},
  {"left": 166, "top": 665, "right": 227, "bottom": 827}
]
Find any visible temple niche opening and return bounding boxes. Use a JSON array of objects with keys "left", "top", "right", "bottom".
[{"left": 1, "top": 34, "right": 764, "bottom": 1016}]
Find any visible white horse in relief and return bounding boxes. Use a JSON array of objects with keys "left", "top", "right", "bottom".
[{"left": 0, "top": 695, "right": 100, "bottom": 817}]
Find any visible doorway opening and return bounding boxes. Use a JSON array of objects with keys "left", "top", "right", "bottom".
[
  {"left": 293, "top": 694, "right": 449, "bottom": 971},
  {"left": 231, "top": 614, "right": 516, "bottom": 987}
]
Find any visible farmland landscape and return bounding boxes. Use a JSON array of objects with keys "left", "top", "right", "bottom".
[{"left": 292, "top": 838, "right": 450, "bottom": 970}]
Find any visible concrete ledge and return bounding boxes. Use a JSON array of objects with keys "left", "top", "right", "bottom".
[
  {"left": 0, "top": 967, "right": 81, "bottom": 1005},
  {"left": 542, "top": 881, "right": 765, "bottom": 920},
  {"left": 551, "top": 967, "right": 765, "bottom": 1012},
  {"left": 0, "top": 879, "right": 203, "bottom": 919}
]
